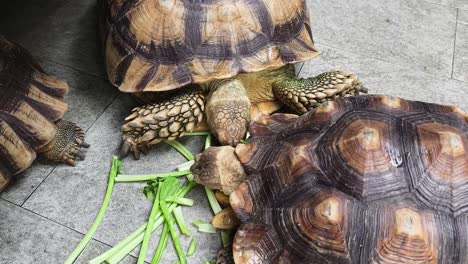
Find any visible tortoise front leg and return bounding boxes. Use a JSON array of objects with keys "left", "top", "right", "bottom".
[
  {"left": 38, "top": 120, "right": 89, "bottom": 166},
  {"left": 205, "top": 79, "right": 251, "bottom": 146},
  {"left": 121, "top": 85, "right": 205, "bottom": 159},
  {"left": 273, "top": 69, "right": 365, "bottom": 114}
]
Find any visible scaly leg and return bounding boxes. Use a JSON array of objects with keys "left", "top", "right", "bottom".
[
  {"left": 205, "top": 79, "right": 251, "bottom": 146},
  {"left": 121, "top": 85, "right": 205, "bottom": 159},
  {"left": 38, "top": 120, "right": 89, "bottom": 166},
  {"left": 273, "top": 69, "right": 365, "bottom": 114}
]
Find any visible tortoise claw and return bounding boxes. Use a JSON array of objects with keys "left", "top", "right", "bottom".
[
  {"left": 38, "top": 120, "right": 89, "bottom": 166},
  {"left": 120, "top": 141, "right": 131, "bottom": 159},
  {"left": 76, "top": 150, "right": 86, "bottom": 161}
]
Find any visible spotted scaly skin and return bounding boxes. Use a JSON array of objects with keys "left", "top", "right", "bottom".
[
  {"left": 121, "top": 85, "right": 205, "bottom": 158},
  {"left": 273, "top": 70, "right": 364, "bottom": 114},
  {"left": 205, "top": 79, "right": 251, "bottom": 147},
  {"left": 38, "top": 120, "right": 89, "bottom": 166}
]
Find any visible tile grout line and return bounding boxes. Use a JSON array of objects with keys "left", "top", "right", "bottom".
[
  {"left": 421, "top": 0, "right": 468, "bottom": 10},
  {"left": 314, "top": 41, "right": 468, "bottom": 85},
  {"left": 20, "top": 93, "right": 120, "bottom": 208},
  {"left": 451, "top": 8, "right": 459, "bottom": 79},
  {"left": 42, "top": 57, "right": 109, "bottom": 81},
  {"left": 20, "top": 166, "right": 58, "bottom": 207},
  {"left": 1, "top": 197, "right": 120, "bottom": 255}
]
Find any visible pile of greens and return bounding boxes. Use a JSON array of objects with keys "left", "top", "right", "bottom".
[{"left": 65, "top": 133, "right": 230, "bottom": 264}]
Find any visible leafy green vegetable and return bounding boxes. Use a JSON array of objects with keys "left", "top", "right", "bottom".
[
  {"left": 65, "top": 156, "right": 121, "bottom": 264},
  {"left": 173, "top": 207, "right": 191, "bottom": 236},
  {"left": 186, "top": 239, "right": 197, "bottom": 256},
  {"left": 192, "top": 220, "right": 205, "bottom": 228},
  {"left": 198, "top": 223, "right": 217, "bottom": 234},
  {"left": 204, "top": 187, "right": 222, "bottom": 214},
  {"left": 164, "top": 140, "right": 194, "bottom": 161},
  {"left": 151, "top": 221, "right": 170, "bottom": 264},
  {"left": 166, "top": 197, "right": 194, "bottom": 207},
  {"left": 177, "top": 160, "right": 194, "bottom": 171},
  {"left": 91, "top": 182, "right": 196, "bottom": 264},
  {"left": 138, "top": 182, "right": 162, "bottom": 264},
  {"left": 184, "top": 131, "right": 211, "bottom": 136},
  {"left": 115, "top": 170, "right": 191, "bottom": 182},
  {"left": 160, "top": 200, "right": 186, "bottom": 264}
]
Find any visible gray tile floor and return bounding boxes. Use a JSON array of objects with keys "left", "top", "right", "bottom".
[{"left": 0, "top": 0, "right": 467, "bottom": 263}]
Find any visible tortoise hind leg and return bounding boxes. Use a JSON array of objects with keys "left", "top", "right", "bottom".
[
  {"left": 121, "top": 85, "right": 205, "bottom": 159},
  {"left": 38, "top": 120, "right": 89, "bottom": 166},
  {"left": 273, "top": 69, "right": 365, "bottom": 114}
]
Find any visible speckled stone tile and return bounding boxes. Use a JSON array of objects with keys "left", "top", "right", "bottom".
[
  {"left": 307, "top": 0, "right": 457, "bottom": 77},
  {"left": 423, "top": 0, "right": 468, "bottom": 9},
  {"left": 0, "top": 60, "right": 117, "bottom": 206},
  {"left": 453, "top": 10, "right": 468, "bottom": 82},
  {"left": 23, "top": 94, "right": 221, "bottom": 263},
  {"left": 0, "top": 0, "right": 105, "bottom": 77},
  {"left": 301, "top": 44, "right": 468, "bottom": 111},
  {"left": 0, "top": 199, "right": 136, "bottom": 264}
]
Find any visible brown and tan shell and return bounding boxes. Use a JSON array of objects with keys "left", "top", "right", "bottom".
[
  {"left": 101, "top": 0, "right": 319, "bottom": 93},
  {"left": 0, "top": 36, "right": 69, "bottom": 191},
  {"left": 230, "top": 95, "right": 468, "bottom": 263}
]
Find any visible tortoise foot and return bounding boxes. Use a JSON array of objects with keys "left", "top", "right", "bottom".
[
  {"left": 274, "top": 70, "right": 365, "bottom": 114},
  {"left": 120, "top": 86, "right": 205, "bottom": 159},
  {"left": 38, "top": 120, "right": 89, "bottom": 166}
]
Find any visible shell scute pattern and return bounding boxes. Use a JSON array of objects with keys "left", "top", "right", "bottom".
[
  {"left": 230, "top": 95, "right": 468, "bottom": 264},
  {"left": 102, "top": 0, "right": 319, "bottom": 92},
  {"left": 0, "top": 36, "right": 68, "bottom": 178}
]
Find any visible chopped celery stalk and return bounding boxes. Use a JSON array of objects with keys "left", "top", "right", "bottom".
[
  {"left": 204, "top": 187, "right": 222, "bottom": 214},
  {"left": 138, "top": 184, "right": 161, "bottom": 264},
  {"left": 184, "top": 131, "right": 210, "bottom": 136},
  {"left": 151, "top": 222, "right": 170, "bottom": 264},
  {"left": 204, "top": 134, "right": 212, "bottom": 150},
  {"left": 166, "top": 197, "right": 194, "bottom": 207},
  {"left": 115, "top": 170, "right": 190, "bottom": 182},
  {"left": 192, "top": 220, "right": 205, "bottom": 228},
  {"left": 186, "top": 174, "right": 194, "bottom": 182},
  {"left": 160, "top": 201, "right": 186, "bottom": 264},
  {"left": 198, "top": 223, "right": 217, "bottom": 234},
  {"left": 65, "top": 156, "right": 121, "bottom": 264},
  {"left": 186, "top": 239, "right": 197, "bottom": 256},
  {"left": 164, "top": 140, "right": 194, "bottom": 161},
  {"left": 177, "top": 160, "right": 194, "bottom": 171},
  {"left": 89, "top": 223, "right": 146, "bottom": 264},
  {"left": 102, "top": 182, "right": 196, "bottom": 264},
  {"left": 245, "top": 131, "right": 250, "bottom": 140},
  {"left": 221, "top": 230, "right": 232, "bottom": 247},
  {"left": 173, "top": 207, "right": 191, "bottom": 236}
]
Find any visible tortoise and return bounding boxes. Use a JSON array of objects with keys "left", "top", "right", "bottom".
[
  {"left": 100, "top": 0, "right": 365, "bottom": 158},
  {"left": 191, "top": 95, "right": 468, "bottom": 263},
  {"left": 0, "top": 36, "right": 89, "bottom": 191}
]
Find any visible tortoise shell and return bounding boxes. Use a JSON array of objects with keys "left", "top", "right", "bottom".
[
  {"left": 0, "top": 36, "right": 69, "bottom": 191},
  {"left": 101, "top": 0, "right": 319, "bottom": 93},
  {"left": 230, "top": 95, "right": 468, "bottom": 263}
]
